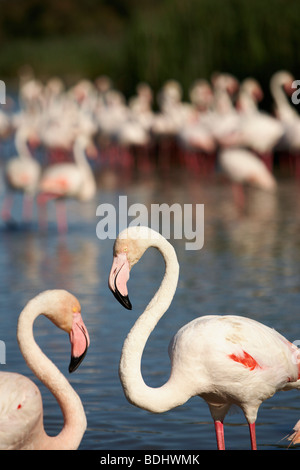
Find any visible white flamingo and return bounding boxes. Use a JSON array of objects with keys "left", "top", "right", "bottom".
[
  {"left": 203, "top": 73, "right": 241, "bottom": 147},
  {"left": 219, "top": 148, "right": 277, "bottom": 190},
  {"left": 270, "top": 70, "right": 299, "bottom": 125},
  {"left": 0, "top": 290, "right": 90, "bottom": 450},
  {"left": 109, "top": 226, "right": 300, "bottom": 450},
  {"left": 236, "top": 78, "right": 284, "bottom": 170},
  {"left": 218, "top": 148, "right": 277, "bottom": 209},
  {"left": 1, "top": 126, "right": 41, "bottom": 224},
  {"left": 38, "top": 134, "right": 97, "bottom": 232},
  {"left": 270, "top": 71, "right": 300, "bottom": 176}
]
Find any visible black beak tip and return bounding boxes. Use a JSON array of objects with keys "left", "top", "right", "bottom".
[
  {"left": 121, "top": 294, "right": 132, "bottom": 310},
  {"left": 69, "top": 349, "right": 88, "bottom": 373},
  {"left": 110, "top": 285, "right": 132, "bottom": 310}
]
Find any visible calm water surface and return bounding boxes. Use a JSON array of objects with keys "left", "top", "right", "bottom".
[{"left": 0, "top": 169, "right": 300, "bottom": 451}]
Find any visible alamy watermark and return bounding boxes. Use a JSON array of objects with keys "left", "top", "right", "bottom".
[
  {"left": 0, "top": 80, "right": 6, "bottom": 105},
  {"left": 292, "top": 80, "right": 300, "bottom": 105},
  {"left": 96, "top": 196, "right": 204, "bottom": 250},
  {"left": 0, "top": 340, "right": 6, "bottom": 364}
]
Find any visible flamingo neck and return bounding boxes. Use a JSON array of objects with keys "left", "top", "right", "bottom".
[
  {"left": 119, "top": 235, "right": 189, "bottom": 413},
  {"left": 73, "top": 139, "right": 90, "bottom": 170},
  {"left": 237, "top": 92, "right": 258, "bottom": 114},
  {"left": 270, "top": 78, "right": 296, "bottom": 122},
  {"left": 73, "top": 138, "right": 96, "bottom": 200},
  {"left": 17, "top": 295, "right": 86, "bottom": 450},
  {"left": 15, "top": 129, "right": 33, "bottom": 160}
]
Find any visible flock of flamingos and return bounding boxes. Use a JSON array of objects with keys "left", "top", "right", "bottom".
[
  {"left": 0, "top": 70, "right": 300, "bottom": 450},
  {"left": 0, "top": 69, "right": 300, "bottom": 229}
]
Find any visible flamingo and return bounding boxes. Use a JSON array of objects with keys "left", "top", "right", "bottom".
[
  {"left": 203, "top": 73, "right": 241, "bottom": 147},
  {"left": 176, "top": 80, "right": 216, "bottom": 175},
  {"left": 37, "top": 133, "right": 97, "bottom": 233},
  {"left": 108, "top": 226, "right": 300, "bottom": 450},
  {"left": 218, "top": 148, "right": 277, "bottom": 209},
  {"left": 0, "top": 290, "right": 90, "bottom": 450},
  {"left": 270, "top": 70, "right": 300, "bottom": 176},
  {"left": 236, "top": 78, "right": 284, "bottom": 171},
  {"left": 1, "top": 126, "right": 41, "bottom": 224}
]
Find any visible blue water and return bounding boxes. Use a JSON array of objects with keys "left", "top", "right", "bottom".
[{"left": 0, "top": 169, "right": 300, "bottom": 451}]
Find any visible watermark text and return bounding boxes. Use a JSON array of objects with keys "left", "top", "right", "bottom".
[
  {"left": 96, "top": 196, "right": 204, "bottom": 250},
  {"left": 0, "top": 340, "right": 6, "bottom": 364},
  {"left": 292, "top": 80, "right": 300, "bottom": 105},
  {"left": 0, "top": 80, "right": 6, "bottom": 105}
]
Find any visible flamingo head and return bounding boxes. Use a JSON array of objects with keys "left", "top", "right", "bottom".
[
  {"left": 40, "top": 290, "right": 90, "bottom": 373},
  {"left": 271, "top": 70, "right": 295, "bottom": 96},
  {"left": 108, "top": 226, "right": 159, "bottom": 310}
]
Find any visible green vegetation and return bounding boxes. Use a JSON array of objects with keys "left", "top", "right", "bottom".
[{"left": 0, "top": 0, "right": 299, "bottom": 98}]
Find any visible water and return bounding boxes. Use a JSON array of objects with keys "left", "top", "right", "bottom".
[{"left": 0, "top": 169, "right": 300, "bottom": 451}]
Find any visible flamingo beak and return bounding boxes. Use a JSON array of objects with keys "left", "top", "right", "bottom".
[
  {"left": 69, "top": 313, "right": 90, "bottom": 373},
  {"left": 108, "top": 253, "right": 132, "bottom": 310}
]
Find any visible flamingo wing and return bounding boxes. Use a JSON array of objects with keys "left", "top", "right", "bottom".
[{"left": 6, "top": 158, "right": 41, "bottom": 193}]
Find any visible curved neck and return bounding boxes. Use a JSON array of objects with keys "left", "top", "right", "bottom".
[
  {"left": 119, "top": 236, "right": 189, "bottom": 413},
  {"left": 73, "top": 139, "right": 90, "bottom": 170},
  {"left": 270, "top": 78, "right": 296, "bottom": 122},
  {"left": 15, "top": 130, "right": 33, "bottom": 159},
  {"left": 73, "top": 138, "right": 96, "bottom": 200},
  {"left": 238, "top": 91, "right": 258, "bottom": 114},
  {"left": 17, "top": 297, "right": 86, "bottom": 450}
]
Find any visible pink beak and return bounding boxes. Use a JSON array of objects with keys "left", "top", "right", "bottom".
[
  {"left": 69, "top": 313, "right": 90, "bottom": 373},
  {"left": 108, "top": 253, "right": 132, "bottom": 310}
]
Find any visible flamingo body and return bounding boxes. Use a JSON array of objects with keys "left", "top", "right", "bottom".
[
  {"left": 5, "top": 157, "right": 41, "bottom": 195},
  {"left": 39, "top": 135, "right": 96, "bottom": 202},
  {"left": 0, "top": 372, "right": 43, "bottom": 450},
  {"left": 219, "top": 148, "right": 276, "bottom": 191},
  {"left": 39, "top": 163, "right": 86, "bottom": 199},
  {"left": 38, "top": 134, "right": 96, "bottom": 231},
  {"left": 169, "top": 315, "right": 299, "bottom": 420}
]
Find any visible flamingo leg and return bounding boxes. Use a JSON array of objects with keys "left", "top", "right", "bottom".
[
  {"left": 22, "top": 194, "right": 34, "bottom": 223},
  {"left": 214, "top": 420, "right": 225, "bottom": 450},
  {"left": 232, "top": 183, "right": 245, "bottom": 211},
  {"left": 37, "top": 202, "right": 48, "bottom": 231},
  {"left": 37, "top": 192, "right": 68, "bottom": 233},
  {"left": 249, "top": 422, "right": 257, "bottom": 450},
  {"left": 1, "top": 192, "right": 14, "bottom": 222},
  {"left": 55, "top": 199, "right": 68, "bottom": 234}
]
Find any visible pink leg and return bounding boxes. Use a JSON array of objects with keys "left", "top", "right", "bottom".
[
  {"left": 37, "top": 201, "right": 48, "bottom": 232},
  {"left": 55, "top": 199, "right": 68, "bottom": 234},
  {"left": 22, "top": 194, "right": 34, "bottom": 222},
  {"left": 37, "top": 192, "right": 55, "bottom": 232},
  {"left": 249, "top": 422, "right": 257, "bottom": 450},
  {"left": 1, "top": 193, "right": 14, "bottom": 221},
  {"left": 232, "top": 183, "right": 245, "bottom": 211},
  {"left": 214, "top": 420, "right": 225, "bottom": 450}
]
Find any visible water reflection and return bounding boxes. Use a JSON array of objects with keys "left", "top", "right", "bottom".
[{"left": 0, "top": 174, "right": 300, "bottom": 450}]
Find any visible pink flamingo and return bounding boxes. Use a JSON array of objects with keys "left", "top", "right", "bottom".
[
  {"left": 109, "top": 226, "right": 300, "bottom": 450},
  {"left": 38, "top": 134, "right": 97, "bottom": 233},
  {"left": 1, "top": 126, "right": 41, "bottom": 224},
  {"left": 270, "top": 70, "right": 300, "bottom": 176},
  {"left": 219, "top": 148, "right": 277, "bottom": 209},
  {"left": 0, "top": 290, "right": 89, "bottom": 450}
]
